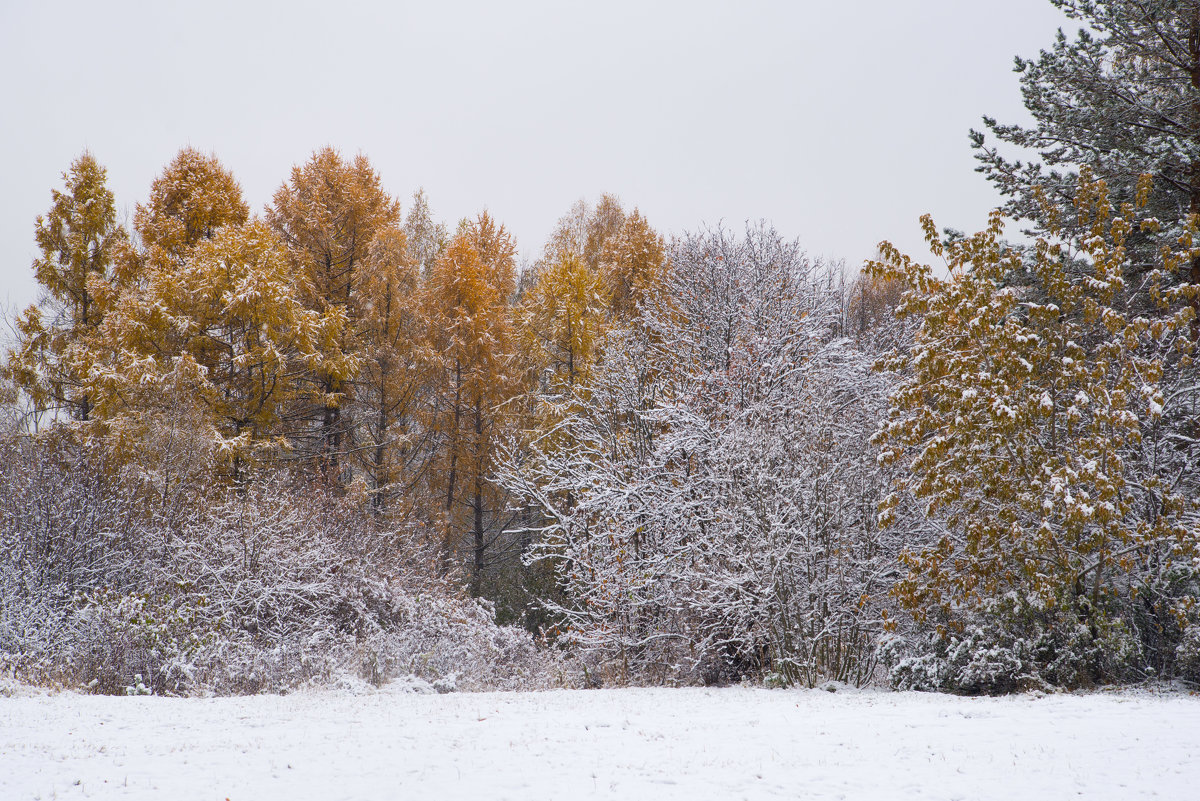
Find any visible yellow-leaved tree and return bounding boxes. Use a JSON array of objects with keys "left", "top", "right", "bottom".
[
  {"left": 517, "top": 251, "right": 609, "bottom": 393},
  {"left": 88, "top": 150, "right": 351, "bottom": 481},
  {"left": 5, "top": 153, "right": 125, "bottom": 426},
  {"left": 267, "top": 148, "right": 401, "bottom": 475},
  {"left": 541, "top": 193, "right": 626, "bottom": 275},
  {"left": 871, "top": 172, "right": 1200, "bottom": 689},
  {"left": 133, "top": 147, "right": 249, "bottom": 263},
  {"left": 600, "top": 209, "right": 668, "bottom": 321},
  {"left": 352, "top": 226, "right": 425, "bottom": 511},
  {"left": 105, "top": 147, "right": 251, "bottom": 313},
  {"left": 421, "top": 213, "right": 526, "bottom": 594},
  {"left": 102, "top": 222, "right": 338, "bottom": 476}
]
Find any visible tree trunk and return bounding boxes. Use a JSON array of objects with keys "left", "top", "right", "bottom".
[
  {"left": 471, "top": 396, "right": 485, "bottom": 597},
  {"left": 1189, "top": 9, "right": 1200, "bottom": 326},
  {"left": 442, "top": 360, "right": 462, "bottom": 573}
]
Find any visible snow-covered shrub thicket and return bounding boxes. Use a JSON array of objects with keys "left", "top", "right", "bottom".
[
  {"left": 0, "top": 433, "right": 150, "bottom": 685},
  {"left": 880, "top": 593, "right": 1145, "bottom": 694},
  {"left": 0, "top": 434, "right": 564, "bottom": 695},
  {"left": 500, "top": 225, "right": 899, "bottom": 686}
]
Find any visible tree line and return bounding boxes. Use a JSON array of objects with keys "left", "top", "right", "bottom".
[
  {"left": 2, "top": 0, "right": 1199, "bottom": 694},
  {"left": 3, "top": 147, "right": 674, "bottom": 609}
]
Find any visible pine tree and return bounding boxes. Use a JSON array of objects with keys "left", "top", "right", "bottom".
[
  {"left": 972, "top": 0, "right": 1200, "bottom": 275},
  {"left": 5, "top": 153, "right": 125, "bottom": 424},
  {"left": 953, "top": 1, "right": 1200, "bottom": 684}
]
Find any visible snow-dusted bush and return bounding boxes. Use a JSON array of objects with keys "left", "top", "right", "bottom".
[
  {"left": 68, "top": 587, "right": 217, "bottom": 695},
  {"left": 0, "top": 435, "right": 566, "bottom": 695},
  {"left": 882, "top": 594, "right": 1146, "bottom": 694},
  {"left": 1174, "top": 621, "right": 1200, "bottom": 684},
  {"left": 0, "top": 561, "right": 75, "bottom": 685},
  {"left": 351, "top": 594, "right": 562, "bottom": 692},
  {"left": 0, "top": 434, "right": 152, "bottom": 686}
]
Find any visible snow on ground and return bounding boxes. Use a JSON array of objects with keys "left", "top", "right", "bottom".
[{"left": 3, "top": 683, "right": 1199, "bottom": 800}]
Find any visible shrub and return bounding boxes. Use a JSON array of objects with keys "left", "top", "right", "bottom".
[
  {"left": 882, "top": 593, "right": 1146, "bottom": 694},
  {"left": 0, "top": 434, "right": 567, "bottom": 694}
]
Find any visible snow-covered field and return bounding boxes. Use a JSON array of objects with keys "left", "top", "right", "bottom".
[{"left": 3, "top": 683, "right": 1198, "bottom": 800}]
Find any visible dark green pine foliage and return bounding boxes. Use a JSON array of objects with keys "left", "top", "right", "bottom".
[{"left": 973, "top": 0, "right": 1200, "bottom": 272}]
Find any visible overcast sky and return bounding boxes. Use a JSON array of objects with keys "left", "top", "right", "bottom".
[{"left": 0, "top": 0, "right": 1072, "bottom": 316}]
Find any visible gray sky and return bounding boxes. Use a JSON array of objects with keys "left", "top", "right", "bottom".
[{"left": 1, "top": 0, "right": 1071, "bottom": 315}]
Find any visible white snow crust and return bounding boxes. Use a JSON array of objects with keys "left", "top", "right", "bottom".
[{"left": 3, "top": 685, "right": 1198, "bottom": 800}]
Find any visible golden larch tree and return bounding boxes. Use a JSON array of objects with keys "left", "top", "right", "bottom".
[
  {"left": 267, "top": 148, "right": 401, "bottom": 474},
  {"left": 352, "top": 225, "right": 426, "bottom": 511},
  {"left": 96, "top": 221, "right": 336, "bottom": 478},
  {"left": 5, "top": 153, "right": 125, "bottom": 425},
  {"left": 421, "top": 213, "right": 525, "bottom": 594},
  {"left": 600, "top": 209, "right": 667, "bottom": 320},
  {"left": 135, "top": 147, "right": 249, "bottom": 262},
  {"left": 871, "top": 174, "right": 1199, "bottom": 647},
  {"left": 517, "top": 250, "right": 609, "bottom": 392}
]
